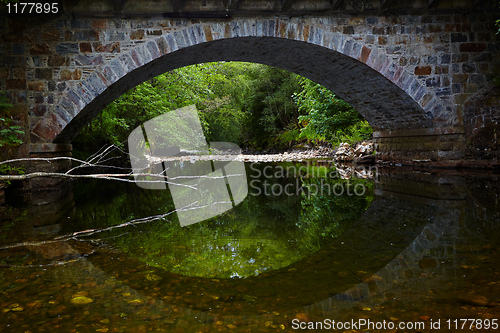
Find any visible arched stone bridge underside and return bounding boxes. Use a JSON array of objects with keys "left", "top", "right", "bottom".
[
  {"left": 53, "top": 35, "right": 434, "bottom": 142},
  {"left": 1, "top": 0, "right": 499, "bottom": 166}
]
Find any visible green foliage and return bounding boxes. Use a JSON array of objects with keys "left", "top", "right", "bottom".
[
  {"left": 237, "top": 65, "right": 302, "bottom": 149},
  {"left": 0, "top": 92, "right": 24, "bottom": 148},
  {"left": 298, "top": 176, "right": 374, "bottom": 240},
  {"left": 74, "top": 62, "right": 373, "bottom": 157},
  {"left": 294, "top": 78, "right": 372, "bottom": 145}
]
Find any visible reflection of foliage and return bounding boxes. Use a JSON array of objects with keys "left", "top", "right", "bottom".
[
  {"left": 66, "top": 179, "right": 177, "bottom": 232},
  {"left": 71, "top": 162, "right": 374, "bottom": 279},
  {"left": 0, "top": 208, "right": 27, "bottom": 240},
  {"left": 105, "top": 194, "right": 312, "bottom": 279},
  {"left": 298, "top": 176, "right": 374, "bottom": 242}
]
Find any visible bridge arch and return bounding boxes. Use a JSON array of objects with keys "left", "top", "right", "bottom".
[{"left": 30, "top": 19, "right": 442, "bottom": 144}]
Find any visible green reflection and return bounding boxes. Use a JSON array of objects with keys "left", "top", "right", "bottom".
[{"left": 71, "top": 162, "right": 374, "bottom": 279}]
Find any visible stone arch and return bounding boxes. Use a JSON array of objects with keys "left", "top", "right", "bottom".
[{"left": 30, "top": 19, "right": 444, "bottom": 143}]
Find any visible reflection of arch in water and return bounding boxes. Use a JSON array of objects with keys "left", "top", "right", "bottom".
[
  {"left": 4, "top": 175, "right": 465, "bottom": 330},
  {"left": 79, "top": 172, "right": 468, "bottom": 313}
]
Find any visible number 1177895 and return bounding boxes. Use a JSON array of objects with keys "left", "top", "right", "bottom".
[
  {"left": 446, "top": 319, "right": 498, "bottom": 330},
  {"left": 6, "top": 2, "right": 59, "bottom": 14}
]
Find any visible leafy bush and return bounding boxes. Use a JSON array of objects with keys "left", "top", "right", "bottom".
[
  {"left": 294, "top": 78, "right": 372, "bottom": 145},
  {"left": 0, "top": 93, "right": 24, "bottom": 148}
]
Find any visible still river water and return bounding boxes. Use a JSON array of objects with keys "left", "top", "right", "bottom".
[{"left": 0, "top": 161, "right": 499, "bottom": 332}]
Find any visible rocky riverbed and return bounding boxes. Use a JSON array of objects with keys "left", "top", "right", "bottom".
[{"left": 146, "top": 142, "right": 374, "bottom": 164}]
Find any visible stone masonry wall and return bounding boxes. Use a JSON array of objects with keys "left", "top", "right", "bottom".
[
  {"left": 0, "top": 7, "right": 499, "bottom": 164},
  {"left": 463, "top": 84, "right": 500, "bottom": 161}
]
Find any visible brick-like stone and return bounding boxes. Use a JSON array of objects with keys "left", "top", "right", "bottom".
[
  {"left": 48, "top": 55, "right": 69, "bottom": 66},
  {"left": 75, "top": 30, "right": 99, "bottom": 41},
  {"left": 30, "top": 44, "right": 51, "bottom": 55},
  {"left": 130, "top": 30, "right": 145, "bottom": 40},
  {"left": 6, "top": 79, "right": 26, "bottom": 89},
  {"left": 28, "top": 81, "right": 44, "bottom": 91},
  {"left": 203, "top": 26, "right": 213, "bottom": 42},
  {"left": 460, "top": 43, "right": 487, "bottom": 52},
  {"left": 415, "top": 66, "right": 432, "bottom": 75},
  {"left": 109, "top": 58, "right": 126, "bottom": 79},
  {"left": 35, "top": 68, "right": 52, "bottom": 80},
  {"left": 32, "top": 112, "right": 68, "bottom": 141},
  {"left": 452, "top": 74, "right": 468, "bottom": 84},
  {"left": 75, "top": 54, "right": 104, "bottom": 66},
  {"left": 56, "top": 43, "right": 79, "bottom": 54},
  {"left": 146, "top": 40, "right": 160, "bottom": 59},
  {"left": 94, "top": 42, "right": 120, "bottom": 53},
  {"left": 60, "top": 69, "right": 82, "bottom": 81},
  {"left": 92, "top": 19, "right": 107, "bottom": 30},
  {"left": 101, "top": 65, "right": 118, "bottom": 84},
  {"left": 77, "top": 81, "right": 98, "bottom": 104},
  {"left": 358, "top": 45, "right": 371, "bottom": 63},
  {"left": 451, "top": 33, "right": 468, "bottom": 43},
  {"left": 80, "top": 42, "right": 92, "bottom": 53},
  {"left": 30, "top": 105, "right": 47, "bottom": 117}
]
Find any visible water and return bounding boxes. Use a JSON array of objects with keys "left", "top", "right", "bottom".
[{"left": 0, "top": 162, "right": 499, "bottom": 332}]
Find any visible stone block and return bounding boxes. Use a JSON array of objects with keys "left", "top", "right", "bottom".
[
  {"left": 60, "top": 69, "right": 82, "bottom": 81},
  {"left": 101, "top": 65, "right": 118, "bottom": 84},
  {"left": 35, "top": 68, "right": 52, "bottom": 80},
  {"left": 146, "top": 40, "right": 160, "bottom": 59},
  {"left": 118, "top": 53, "right": 139, "bottom": 72},
  {"left": 93, "top": 42, "right": 120, "bottom": 53},
  {"left": 30, "top": 105, "right": 47, "bottom": 117},
  {"left": 438, "top": 150, "right": 462, "bottom": 160},
  {"left": 414, "top": 66, "right": 432, "bottom": 75},
  {"left": 29, "top": 44, "right": 51, "bottom": 55},
  {"left": 146, "top": 30, "right": 162, "bottom": 36},
  {"left": 66, "top": 90, "right": 85, "bottom": 110},
  {"left": 452, "top": 74, "right": 468, "bottom": 84},
  {"left": 75, "top": 30, "right": 99, "bottom": 41},
  {"left": 56, "top": 43, "right": 79, "bottom": 55},
  {"left": 75, "top": 54, "right": 104, "bottom": 66},
  {"left": 451, "top": 33, "right": 468, "bottom": 43},
  {"left": 135, "top": 44, "right": 152, "bottom": 64},
  {"left": 86, "top": 71, "right": 108, "bottom": 94},
  {"left": 92, "top": 19, "right": 107, "bottom": 30},
  {"left": 460, "top": 43, "right": 487, "bottom": 52},
  {"left": 6, "top": 79, "right": 26, "bottom": 90},
  {"left": 109, "top": 58, "right": 126, "bottom": 79},
  {"left": 77, "top": 81, "right": 98, "bottom": 104},
  {"left": 28, "top": 81, "right": 44, "bottom": 91},
  {"left": 173, "top": 31, "right": 187, "bottom": 49},
  {"left": 358, "top": 45, "right": 371, "bottom": 63},
  {"left": 32, "top": 112, "right": 68, "bottom": 141},
  {"left": 130, "top": 29, "right": 145, "bottom": 40},
  {"left": 203, "top": 26, "right": 213, "bottom": 41},
  {"left": 79, "top": 42, "right": 92, "bottom": 53},
  {"left": 48, "top": 55, "right": 69, "bottom": 66}
]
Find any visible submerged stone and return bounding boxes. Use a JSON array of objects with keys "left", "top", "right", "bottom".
[{"left": 70, "top": 296, "right": 94, "bottom": 305}]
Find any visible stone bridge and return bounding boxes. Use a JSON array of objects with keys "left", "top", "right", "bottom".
[{"left": 1, "top": 0, "right": 499, "bottom": 170}]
